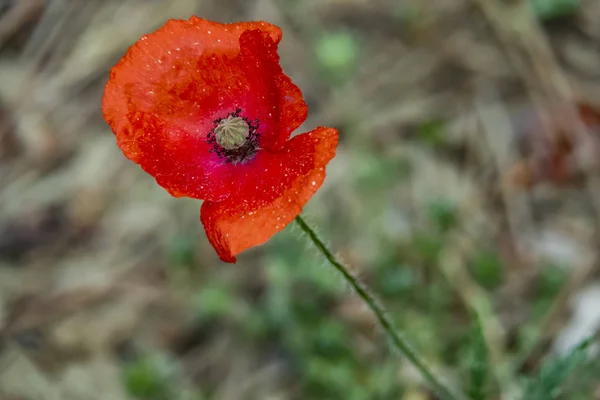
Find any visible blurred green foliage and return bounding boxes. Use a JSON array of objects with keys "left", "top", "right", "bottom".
[
  {"left": 427, "top": 198, "right": 458, "bottom": 233},
  {"left": 469, "top": 250, "right": 504, "bottom": 290},
  {"left": 192, "top": 281, "right": 236, "bottom": 320},
  {"left": 532, "top": 264, "right": 569, "bottom": 319},
  {"left": 125, "top": 213, "right": 588, "bottom": 400},
  {"left": 418, "top": 119, "right": 447, "bottom": 147},
  {"left": 124, "top": 125, "right": 587, "bottom": 400},
  {"left": 464, "top": 318, "right": 490, "bottom": 400},
  {"left": 123, "top": 354, "right": 176, "bottom": 400},
  {"left": 167, "top": 234, "right": 197, "bottom": 269},
  {"left": 314, "top": 31, "right": 360, "bottom": 84},
  {"left": 561, "top": 352, "right": 600, "bottom": 399},
  {"left": 523, "top": 336, "right": 593, "bottom": 400},
  {"left": 529, "top": 0, "right": 580, "bottom": 20}
]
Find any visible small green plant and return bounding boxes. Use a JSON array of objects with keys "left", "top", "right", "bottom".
[
  {"left": 315, "top": 30, "right": 359, "bottom": 84},
  {"left": 469, "top": 250, "right": 504, "bottom": 290},
  {"left": 427, "top": 198, "right": 458, "bottom": 233},
  {"left": 418, "top": 119, "right": 447, "bottom": 147},
  {"left": 193, "top": 281, "right": 235, "bottom": 320},
  {"left": 465, "top": 318, "right": 490, "bottom": 400},
  {"left": 529, "top": 0, "right": 580, "bottom": 20},
  {"left": 123, "top": 354, "right": 175, "bottom": 400},
  {"left": 523, "top": 336, "right": 594, "bottom": 400}
]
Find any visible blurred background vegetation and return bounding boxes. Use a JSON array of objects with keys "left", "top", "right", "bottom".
[{"left": 1, "top": 0, "right": 600, "bottom": 399}]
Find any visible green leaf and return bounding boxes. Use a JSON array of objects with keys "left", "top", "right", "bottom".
[
  {"left": 123, "top": 354, "right": 174, "bottom": 400},
  {"left": 466, "top": 317, "right": 489, "bottom": 400},
  {"left": 523, "top": 336, "right": 594, "bottom": 400},
  {"left": 529, "top": 0, "right": 580, "bottom": 20},
  {"left": 315, "top": 32, "right": 357, "bottom": 69},
  {"left": 418, "top": 119, "right": 446, "bottom": 146},
  {"left": 427, "top": 199, "right": 458, "bottom": 233},
  {"left": 469, "top": 250, "right": 503, "bottom": 290},
  {"left": 377, "top": 265, "right": 415, "bottom": 297},
  {"left": 192, "top": 282, "right": 234, "bottom": 320},
  {"left": 315, "top": 31, "right": 359, "bottom": 84},
  {"left": 538, "top": 264, "right": 568, "bottom": 298}
]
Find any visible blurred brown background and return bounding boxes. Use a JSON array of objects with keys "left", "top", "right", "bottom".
[{"left": 1, "top": 0, "right": 600, "bottom": 399}]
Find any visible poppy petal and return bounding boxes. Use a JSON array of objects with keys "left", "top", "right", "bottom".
[
  {"left": 200, "top": 127, "right": 339, "bottom": 262},
  {"left": 103, "top": 18, "right": 306, "bottom": 202},
  {"left": 238, "top": 29, "right": 308, "bottom": 152}
]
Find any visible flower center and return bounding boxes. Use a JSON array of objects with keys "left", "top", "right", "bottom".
[
  {"left": 206, "top": 108, "right": 260, "bottom": 165},
  {"left": 214, "top": 116, "right": 249, "bottom": 150}
]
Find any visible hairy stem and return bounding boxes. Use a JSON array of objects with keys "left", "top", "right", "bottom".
[{"left": 295, "top": 215, "right": 463, "bottom": 400}]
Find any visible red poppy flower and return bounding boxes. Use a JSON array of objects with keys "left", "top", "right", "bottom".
[{"left": 102, "top": 17, "right": 339, "bottom": 263}]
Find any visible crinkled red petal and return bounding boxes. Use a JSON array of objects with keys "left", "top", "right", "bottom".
[
  {"left": 200, "top": 127, "right": 339, "bottom": 263},
  {"left": 237, "top": 29, "right": 307, "bottom": 151},
  {"left": 102, "top": 18, "right": 306, "bottom": 202}
]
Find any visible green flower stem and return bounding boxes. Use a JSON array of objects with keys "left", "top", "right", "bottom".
[{"left": 295, "top": 215, "right": 463, "bottom": 400}]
